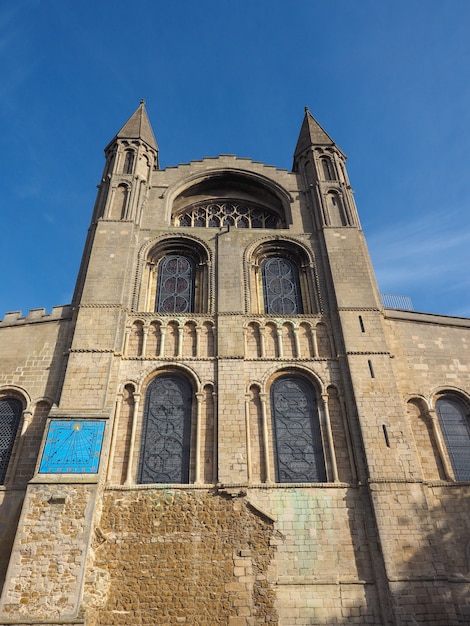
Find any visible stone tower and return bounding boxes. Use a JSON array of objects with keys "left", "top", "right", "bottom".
[{"left": 0, "top": 104, "right": 469, "bottom": 625}]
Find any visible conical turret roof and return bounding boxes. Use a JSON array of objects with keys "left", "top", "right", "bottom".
[
  {"left": 294, "top": 107, "right": 336, "bottom": 157},
  {"left": 113, "top": 100, "right": 158, "bottom": 150}
]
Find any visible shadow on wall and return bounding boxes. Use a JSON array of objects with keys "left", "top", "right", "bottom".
[
  {"left": 382, "top": 485, "right": 470, "bottom": 626},
  {"left": 0, "top": 491, "right": 24, "bottom": 596}
]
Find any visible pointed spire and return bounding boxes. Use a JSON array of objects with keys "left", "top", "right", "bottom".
[
  {"left": 294, "top": 107, "right": 336, "bottom": 157},
  {"left": 114, "top": 100, "right": 158, "bottom": 151}
]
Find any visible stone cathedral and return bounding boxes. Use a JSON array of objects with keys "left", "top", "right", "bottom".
[{"left": 0, "top": 102, "right": 469, "bottom": 626}]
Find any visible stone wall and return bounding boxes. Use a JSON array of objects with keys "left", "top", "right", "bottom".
[
  {"left": 0, "top": 310, "right": 73, "bottom": 598},
  {"left": 385, "top": 311, "right": 470, "bottom": 400},
  {"left": 79, "top": 485, "right": 383, "bottom": 626},
  {"left": 0, "top": 484, "right": 96, "bottom": 620},
  {"left": 86, "top": 488, "right": 278, "bottom": 626},
  {"left": 0, "top": 307, "right": 72, "bottom": 406}
]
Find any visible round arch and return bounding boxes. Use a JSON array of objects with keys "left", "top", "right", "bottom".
[
  {"left": 138, "top": 363, "right": 202, "bottom": 396},
  {"left": 0, "top": 385, "right": 31, "bottom": 410},
  {"left": 430, "top": 385, "right": 470, "bottom": 408},
  {"left": 244, "top": 236, "right": 321, "bottom": 314},
  {"left": 262, "top": 364, "right": 325, "bottom": 395},
  {"left": 134, "top": 235, "right": 213, "bottom": 313},
  {"left": 0, "top": 388, "right": 29, "bottom": 484},
  {"left": 431, "top": 388, "right": 470, "bottom": 481},
  {"left": 164, "top": 167, "right": 293, "bottom": 226}
]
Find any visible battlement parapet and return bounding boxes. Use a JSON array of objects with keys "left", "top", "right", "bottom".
[{"left": 0, "top": 304, "right": 73, "bottom": 327}]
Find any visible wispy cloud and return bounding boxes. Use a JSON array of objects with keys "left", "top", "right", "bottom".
[{"left": 367, "top": 209, "right": 470, "bottom": 315}]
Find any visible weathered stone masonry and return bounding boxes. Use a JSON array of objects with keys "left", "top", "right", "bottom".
[{"left": 0, "top": 104, "right": 469, "bottom": 625}]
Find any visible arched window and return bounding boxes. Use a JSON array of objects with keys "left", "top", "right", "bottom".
[
  {"left": 436, "top": 396, "right": 470, "bottom": 481},
  {"left": 320, "top": 157, "right": 335, "bottom": 181},
  {"left": 0, "top": 398, "right": 22, "bottom": 484},
  {"left": 261, "top": 257, "right": 303, "bottom": 314},
  {"left": 140, "top": 238, "right": 210, "bottom": 314},
  {"left": 327, "top": 192, "right": 347, "bottom": 226},
  {"left": 139, "top": 375, "right": 192, "bottom": 484},
  {"left": 109, "top": 183, "right": 129, "bottom": 220},
  {"left": 175, "top": 201, "right": 282, "bottom": 229},
  {"left": 123, "top": 150, "right": 134, "bottom": 174},
  {"left": 271, "top": 376, "right": 326, "bottom": 483},
  {"left": 248, "top": 240, "right": 319, "bottom": 315},
  {"left": 156, "top": 255, "right": 195, "bottom": 313}
]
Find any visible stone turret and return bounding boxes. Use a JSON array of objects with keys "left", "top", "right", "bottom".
[
  {"left": 93, "top": 100, "right": 159, "bottom": 223},
  {"left": 294, "top": 107, "right": 359, "bottom": 228}
]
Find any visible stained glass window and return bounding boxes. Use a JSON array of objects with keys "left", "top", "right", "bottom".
[
  {"left": 271, "top": 376, "right": 326, "bottom": 483},
  {"left": 262, "top": 257, "right": 303, "bottom": 314},
  {"left": 156, "top": 255, "right": 195, "bottom": 313},
  {"left": 436, "top": 397, "right": 470, "bottom": 481},
  {"left": 0, "top": 398, "right": 22, "bottom": 483},
  {"left": 139, "top": 376, "right": 192, "bottom": 484}
]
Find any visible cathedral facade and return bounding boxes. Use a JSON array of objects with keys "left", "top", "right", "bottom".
[{"left": 0, "top": 103, "right": 469, "bottom": 625}]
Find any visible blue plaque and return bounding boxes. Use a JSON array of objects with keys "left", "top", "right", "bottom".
[{"left": 39, "top": 420, "right": 105, "bottom": 474}]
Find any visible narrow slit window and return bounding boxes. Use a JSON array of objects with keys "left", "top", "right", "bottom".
[{"left": 382, "top": 424, "right": 390, "bottom": 448}]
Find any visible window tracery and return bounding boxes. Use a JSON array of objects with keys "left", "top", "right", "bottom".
[
  {"left": 261, "top": 257, "right": 303, "bottom": 314},
  {"left": 175, "top": 201, "right": 282, "bottom": 229},
  {"left": 247, "top": 240, "right": 320, "bottom": 315},
  {"left": 138, "top": 238, "right": 210, "bottom": 313},
  {"left": 0, "top": 398, "right": 22, "bottom": 483},
  {"left": 156, "top": 255, "right": 195, "bottom": 313},
  {"left": 139, "top": 375, "right": 192, "bottom": 484},
  {"left": 271, "top": 375, "right": 326, "bottom": 483},
  {"left": 436, "top": 396, "right": 470, "bottom": 481}
]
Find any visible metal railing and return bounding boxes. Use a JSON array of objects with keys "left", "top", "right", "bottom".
[{"left": 381, "top": 294, "right": 414, "bottom": 311}]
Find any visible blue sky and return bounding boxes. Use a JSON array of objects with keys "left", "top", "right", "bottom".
[{"left": 1, "top": 0, "right": 470, "bottom": 318}]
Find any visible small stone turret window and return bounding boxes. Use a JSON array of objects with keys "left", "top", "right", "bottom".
[
  {"left": 327, "top": 191, "right": 347, "bottom": 226},
  {"left": 123, "top": 150, "right": 134, "bottom": 174},
  {"left": 109, "top": 183, "right": 129, "bottom": 220},
  {"left": 0, "top": 398, "right": 22, "bottom": 483},
  {"left": 320, "top": 157, "right": 335, "bottom": 181}
]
